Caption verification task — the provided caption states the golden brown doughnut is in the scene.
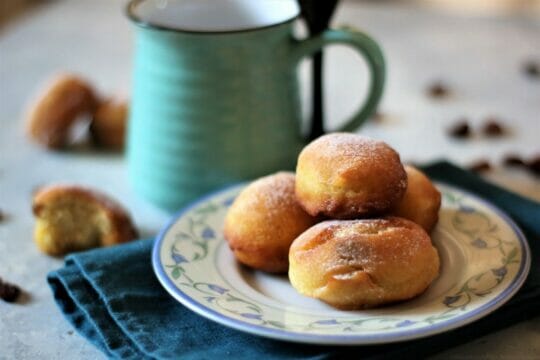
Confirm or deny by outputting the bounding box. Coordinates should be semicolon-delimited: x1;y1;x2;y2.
391;166;441;233
295;133;407;219
224;172;319;273
289;217;440;309
26;74;97;149
90;97;129;149
32;185;138;256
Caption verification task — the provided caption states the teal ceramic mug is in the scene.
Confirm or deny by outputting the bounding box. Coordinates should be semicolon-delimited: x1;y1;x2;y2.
126;0;385;211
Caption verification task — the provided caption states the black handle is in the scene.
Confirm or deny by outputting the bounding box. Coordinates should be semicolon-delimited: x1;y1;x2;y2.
298;0;340;141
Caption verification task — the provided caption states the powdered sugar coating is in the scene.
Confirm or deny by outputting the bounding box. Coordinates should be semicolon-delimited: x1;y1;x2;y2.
224;172;319;273
246;172;298;217
312;132;388;160
289;217;440;309
295;133;407;218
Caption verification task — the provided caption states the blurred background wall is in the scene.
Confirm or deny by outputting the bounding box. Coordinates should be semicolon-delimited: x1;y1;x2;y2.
2;0;540;27
364;0;540;16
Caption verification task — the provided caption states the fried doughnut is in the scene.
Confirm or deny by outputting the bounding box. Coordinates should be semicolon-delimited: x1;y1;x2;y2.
295;133;407;219
224;172;319;273
32;185;138;256
26;74;97;149
391;166;441;233
90;97;129;149
289;217;440;309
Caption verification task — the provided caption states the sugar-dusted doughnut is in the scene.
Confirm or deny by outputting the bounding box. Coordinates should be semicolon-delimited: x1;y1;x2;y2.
26;74;97;149
224;172;319;273
289;217;439;309
295;133;407;219
90;97;129;149
32;185;138;256
391;166;441;233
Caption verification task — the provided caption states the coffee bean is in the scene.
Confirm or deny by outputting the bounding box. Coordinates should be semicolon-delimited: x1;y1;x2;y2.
482;118;505;137
503;154;526;167
523;60;540;79
0;209;4;223
427;81;450;98
0;277;21;303
527;156;540;176
448;120;471;139
468;160;492;173
371;112;385;123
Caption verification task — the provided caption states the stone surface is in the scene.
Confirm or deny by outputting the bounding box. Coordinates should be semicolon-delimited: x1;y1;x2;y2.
0;0;538;358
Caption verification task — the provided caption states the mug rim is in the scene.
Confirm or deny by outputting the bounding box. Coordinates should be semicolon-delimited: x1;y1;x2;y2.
126;0;301;34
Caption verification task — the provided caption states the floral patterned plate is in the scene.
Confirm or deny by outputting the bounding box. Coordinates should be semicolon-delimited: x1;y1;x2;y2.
152;183;530;345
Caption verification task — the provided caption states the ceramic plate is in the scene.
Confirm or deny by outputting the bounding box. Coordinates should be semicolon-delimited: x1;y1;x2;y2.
152;183;530;345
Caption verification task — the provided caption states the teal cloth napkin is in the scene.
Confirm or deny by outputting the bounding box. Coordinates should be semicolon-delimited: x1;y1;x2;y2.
48;161;540;359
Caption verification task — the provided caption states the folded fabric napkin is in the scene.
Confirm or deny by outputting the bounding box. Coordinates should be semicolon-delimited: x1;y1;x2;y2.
48;161;540;359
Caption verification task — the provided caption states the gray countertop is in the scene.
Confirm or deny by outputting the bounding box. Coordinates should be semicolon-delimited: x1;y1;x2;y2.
1;0;539;358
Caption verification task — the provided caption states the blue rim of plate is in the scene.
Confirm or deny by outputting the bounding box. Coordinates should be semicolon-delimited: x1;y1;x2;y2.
152;182;531;345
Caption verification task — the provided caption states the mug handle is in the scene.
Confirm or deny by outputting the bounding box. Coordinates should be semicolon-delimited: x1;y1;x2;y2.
291;28;385;133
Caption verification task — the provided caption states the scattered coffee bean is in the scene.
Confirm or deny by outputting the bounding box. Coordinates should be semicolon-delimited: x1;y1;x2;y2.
0;209;4;223
0;277;21;303
371;112;385;123
448;120;471;139
482;118;505;137
427;81;450;98
527;156;540;176
523;60;540;79
468;160;492;173
503;154;526;167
